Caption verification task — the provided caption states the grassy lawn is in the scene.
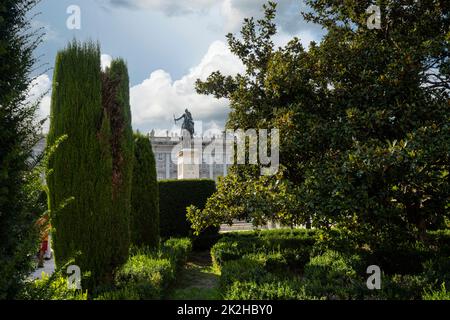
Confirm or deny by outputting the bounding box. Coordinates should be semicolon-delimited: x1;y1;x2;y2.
168;251;221;300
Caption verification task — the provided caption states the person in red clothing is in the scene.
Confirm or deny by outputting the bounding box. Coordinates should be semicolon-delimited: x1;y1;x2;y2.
36;213;50;268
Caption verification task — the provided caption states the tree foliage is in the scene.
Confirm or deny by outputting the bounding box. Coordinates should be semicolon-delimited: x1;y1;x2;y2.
0;0;44;298
190;1;450;248
131;132;159;249
47;41;133;287
103;58;134;268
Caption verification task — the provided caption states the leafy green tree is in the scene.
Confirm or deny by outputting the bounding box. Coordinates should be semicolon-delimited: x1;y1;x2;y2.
190;1;449;250
47;41;133;287
191;2;315;231
0;0;44;298
131;132;159;249
297;0;450;245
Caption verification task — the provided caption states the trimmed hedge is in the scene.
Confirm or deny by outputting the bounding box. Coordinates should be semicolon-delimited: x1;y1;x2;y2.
224;276;310;300
211;229;317;270
158;179;219;247
214;228;450;300
303;250;363;300
131;133;159;248
114;254;174;299
220;254;314;300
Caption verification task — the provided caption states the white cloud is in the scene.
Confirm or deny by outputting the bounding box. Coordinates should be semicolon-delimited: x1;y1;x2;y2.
101;54;113;70
26;74;52;132
32;42;247;135
130;40;244;133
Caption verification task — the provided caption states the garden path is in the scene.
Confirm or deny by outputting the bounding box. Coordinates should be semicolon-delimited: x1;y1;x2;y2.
168;251;221;300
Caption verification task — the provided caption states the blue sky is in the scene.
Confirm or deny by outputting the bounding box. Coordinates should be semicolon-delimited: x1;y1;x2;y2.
31;0;324;134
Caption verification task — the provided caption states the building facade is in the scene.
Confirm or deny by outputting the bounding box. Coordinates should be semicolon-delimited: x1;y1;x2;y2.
150;134;230;181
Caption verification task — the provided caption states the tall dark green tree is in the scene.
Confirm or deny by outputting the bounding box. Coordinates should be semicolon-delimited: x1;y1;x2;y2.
190;1;449;250
0;0;44;298
130;133;159;249
103;59;134;268
47;41;133;286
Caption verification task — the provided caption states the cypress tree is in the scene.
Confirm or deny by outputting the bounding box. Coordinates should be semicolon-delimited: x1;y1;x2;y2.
0;0;43;298
130;133;159;248
47;41;133;286
103;59;134;267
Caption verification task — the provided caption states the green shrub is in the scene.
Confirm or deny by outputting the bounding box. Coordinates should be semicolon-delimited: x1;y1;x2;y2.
373;274;428;300
111;238;192;300
131;133;159;248
220;253;315;300
244;252;289;274
428;229;450;256
312;229;361;256
303;250;362;300
159;179;218;248
161;238;192;269
422;256;450;288
211;229;316;269
211;241;243;267
220;258;267;290
20;274;88;300
423;283;450;300
115;254;174;299
224;276;312;300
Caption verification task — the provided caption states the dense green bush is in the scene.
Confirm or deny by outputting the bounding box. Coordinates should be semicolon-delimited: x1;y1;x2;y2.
214;229;450;300
220;253;315;300
211;229;316;269
423;283;450;300
220;258;267;290
161;238;192;269
47;41;133;287
131;133;159;248
115;254;174;299
105;238;192;300
224;276;311;300
158;179;218;247
429;229;450;256
303;250;363;300
422;256;450;290
20;273;88;300
372;274;428;300
244;252;289;274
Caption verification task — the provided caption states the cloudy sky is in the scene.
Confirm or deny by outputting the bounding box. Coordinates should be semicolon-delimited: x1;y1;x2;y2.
30;0;324;135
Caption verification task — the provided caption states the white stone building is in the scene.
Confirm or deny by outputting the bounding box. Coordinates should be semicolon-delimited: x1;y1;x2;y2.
150;133;231;181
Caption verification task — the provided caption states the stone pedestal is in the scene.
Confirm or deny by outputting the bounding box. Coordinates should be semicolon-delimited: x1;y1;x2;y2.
177;148;200;179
